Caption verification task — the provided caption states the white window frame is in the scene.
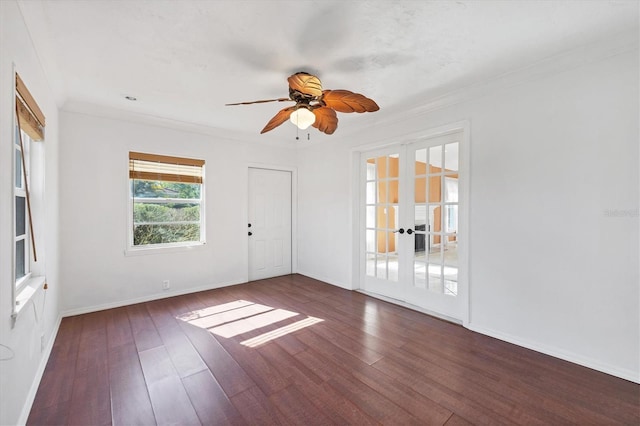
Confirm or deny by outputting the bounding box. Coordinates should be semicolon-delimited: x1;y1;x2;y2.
14;127;31;293
126;152;206;255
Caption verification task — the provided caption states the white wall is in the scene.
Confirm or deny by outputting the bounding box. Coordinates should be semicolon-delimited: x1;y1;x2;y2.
58;111;297;313
0;1;61;425
297;143;354;288
297;42;639;381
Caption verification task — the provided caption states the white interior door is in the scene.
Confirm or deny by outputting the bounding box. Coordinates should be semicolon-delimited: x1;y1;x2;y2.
248;168;292;281
361;131;467;322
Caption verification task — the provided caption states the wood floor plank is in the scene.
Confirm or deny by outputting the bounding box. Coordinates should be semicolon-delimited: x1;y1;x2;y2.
182;369;243;426
108;343;156;425
67;312;112;426
28;316;82;417
444;413;475;426
397;338;617;424
326;370;423;424
106;306;135;348
308;298;410;350
216;335;290;396
308;320;384;365
126;303;163;352
138;345;201;425
269;331;307;355
27;400;71;426
292;347;393;425
257;341;324;386
105;304;156;425
145;298;208;379
75;310;109;371
269;384;333;426
293;344;349;382
27;316;87;425
351;360;454;425
293;339;452;425
372;354;517;425
295;325;379;377
298;377;380;425
28;274;639;425
230;385;289;425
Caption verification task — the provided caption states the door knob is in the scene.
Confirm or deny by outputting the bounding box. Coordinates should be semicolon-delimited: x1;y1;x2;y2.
406;229;413;235
248;231;253;236
393;228;405;234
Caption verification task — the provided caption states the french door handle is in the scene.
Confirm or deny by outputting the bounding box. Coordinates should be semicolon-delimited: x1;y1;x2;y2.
393;228;405;234
406;229;414;235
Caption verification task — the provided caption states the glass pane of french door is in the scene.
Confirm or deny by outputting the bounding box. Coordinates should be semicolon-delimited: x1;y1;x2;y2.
364;152;400;282
413;140;459;296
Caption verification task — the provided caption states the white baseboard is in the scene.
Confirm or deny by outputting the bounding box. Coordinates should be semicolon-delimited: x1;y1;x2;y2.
468;323;640;384
61;279;246;318
17;314;62;426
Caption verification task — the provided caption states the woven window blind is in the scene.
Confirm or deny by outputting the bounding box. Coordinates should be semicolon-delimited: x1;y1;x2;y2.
129;152;204;184
16;73;45;141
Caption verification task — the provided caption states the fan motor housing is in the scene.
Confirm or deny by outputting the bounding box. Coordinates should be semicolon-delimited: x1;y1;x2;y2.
289;88;318;104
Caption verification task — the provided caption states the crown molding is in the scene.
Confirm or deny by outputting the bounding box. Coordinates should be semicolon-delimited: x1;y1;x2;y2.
60;99;299;149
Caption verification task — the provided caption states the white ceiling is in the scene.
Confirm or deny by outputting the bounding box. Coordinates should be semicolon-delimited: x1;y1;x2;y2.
17;0;639;142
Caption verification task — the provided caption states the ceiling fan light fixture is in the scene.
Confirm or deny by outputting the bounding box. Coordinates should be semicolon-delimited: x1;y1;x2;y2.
289;107;315;130
227;72;379;135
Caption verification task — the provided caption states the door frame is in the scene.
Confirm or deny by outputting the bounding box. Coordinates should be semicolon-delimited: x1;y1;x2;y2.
246;163;297;282
351;120;471;326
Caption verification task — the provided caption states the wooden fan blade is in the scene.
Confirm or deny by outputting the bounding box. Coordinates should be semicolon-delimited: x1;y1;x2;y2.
260;107;295;134
312;107;338;135
287;72;323;97
226;98;292;106
321;90;379;113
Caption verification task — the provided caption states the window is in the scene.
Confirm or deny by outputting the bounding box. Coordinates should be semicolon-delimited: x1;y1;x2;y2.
12;72;46;322
14;72;44;291
14;125;30;289
129;152;205;249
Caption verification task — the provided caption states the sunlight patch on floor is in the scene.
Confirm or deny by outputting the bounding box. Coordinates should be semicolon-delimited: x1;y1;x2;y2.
177;300;254;322
240;316;324;348
210;308;299;338
184;302;274;329
177;300;323;343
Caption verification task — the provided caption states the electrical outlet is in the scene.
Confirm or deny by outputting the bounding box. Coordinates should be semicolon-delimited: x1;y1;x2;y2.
162;280;170;290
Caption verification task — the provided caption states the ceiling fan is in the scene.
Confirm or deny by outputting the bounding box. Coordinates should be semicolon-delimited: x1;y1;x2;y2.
226;72;379;135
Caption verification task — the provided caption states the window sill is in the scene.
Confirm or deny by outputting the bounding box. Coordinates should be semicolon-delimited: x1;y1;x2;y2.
12;275;46;324
125;242;206;257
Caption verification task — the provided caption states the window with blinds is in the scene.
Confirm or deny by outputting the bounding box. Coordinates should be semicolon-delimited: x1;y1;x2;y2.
129;152;205;248
14;72;44;293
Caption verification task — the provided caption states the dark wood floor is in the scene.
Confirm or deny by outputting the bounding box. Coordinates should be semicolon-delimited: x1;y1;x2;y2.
28;274;639;425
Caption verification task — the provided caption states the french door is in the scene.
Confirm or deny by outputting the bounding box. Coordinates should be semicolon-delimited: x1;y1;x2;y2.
361;131;467;322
